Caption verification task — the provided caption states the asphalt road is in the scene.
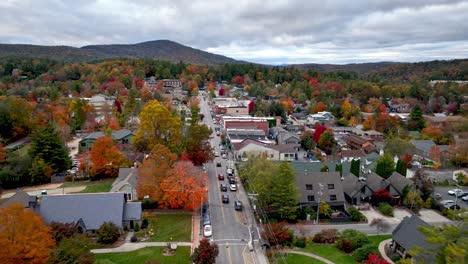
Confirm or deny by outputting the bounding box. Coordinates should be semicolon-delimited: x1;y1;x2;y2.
199;96;267;264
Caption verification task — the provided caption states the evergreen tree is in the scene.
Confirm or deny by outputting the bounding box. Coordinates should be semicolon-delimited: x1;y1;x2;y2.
376;153;395;179
350;159;360;177
29;124;71;173
335;163;343;177
408;104;425;131
395;159;407;176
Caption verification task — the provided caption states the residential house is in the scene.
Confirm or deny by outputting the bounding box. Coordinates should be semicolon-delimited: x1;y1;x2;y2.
111;168;138;201
296;171;346;211
232;139;297;161
339;149;367;162
344;134;375;154
391;215;436;260
363;172;403;203
362;130;384;142
270;144;299;161
87;94;115;116
424;115;467;131
79;129;134;151
222;116;281;130
40;192;142;233
277;130;301;145
342;173;373;205
307;111;334;123
410;139;450;163
162;79;182;89
1;189;37;209
387;172;414;195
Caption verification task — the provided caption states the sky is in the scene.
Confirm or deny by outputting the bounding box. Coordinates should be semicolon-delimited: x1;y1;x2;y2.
0;0;467;65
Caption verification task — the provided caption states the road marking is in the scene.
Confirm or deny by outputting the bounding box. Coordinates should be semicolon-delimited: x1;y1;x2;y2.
226;242;233;264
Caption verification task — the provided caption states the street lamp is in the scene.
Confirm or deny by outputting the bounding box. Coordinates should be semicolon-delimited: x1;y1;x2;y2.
316;183;323;224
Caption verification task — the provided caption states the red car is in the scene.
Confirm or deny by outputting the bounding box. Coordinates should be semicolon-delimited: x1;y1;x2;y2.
218;174;225;180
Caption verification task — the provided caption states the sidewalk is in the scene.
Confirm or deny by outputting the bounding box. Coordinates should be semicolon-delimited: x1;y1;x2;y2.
282;250;335;264
91;241;192;254
378;239;395;264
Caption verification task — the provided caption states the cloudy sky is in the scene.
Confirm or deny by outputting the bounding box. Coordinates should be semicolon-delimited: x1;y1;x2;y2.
0;0;467;64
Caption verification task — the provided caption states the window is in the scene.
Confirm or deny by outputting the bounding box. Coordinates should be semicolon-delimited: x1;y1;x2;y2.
305;184;313;190
328;184;335;189
80;142;86;147
307;195;315;201
330;195;337;201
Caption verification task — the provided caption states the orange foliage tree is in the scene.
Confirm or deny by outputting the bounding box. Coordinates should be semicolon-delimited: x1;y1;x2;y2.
159;161;208;210
0;144;6;162
0;203;55;263
362;115;374;130
137;144;178;200
315;102;326;112
89;136;127;178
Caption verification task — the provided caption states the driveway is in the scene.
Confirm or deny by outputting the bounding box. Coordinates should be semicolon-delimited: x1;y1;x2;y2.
359;206;451;225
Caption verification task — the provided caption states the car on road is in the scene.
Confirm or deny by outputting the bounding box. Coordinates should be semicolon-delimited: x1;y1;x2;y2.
448;188;463;195
218;174;224;180
226;168;233;175
230;184;237;192
228;177;235;184
220;183;227;192
214;152;220;157
222;194;229;203
216;131;220;136
234;201;243;211
204;225;212;237
462;195;468;202
221;153;227;159
216;161;221;167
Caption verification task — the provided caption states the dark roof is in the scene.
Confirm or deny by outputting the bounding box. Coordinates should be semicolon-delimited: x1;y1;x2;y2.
1;189;37;208
82;129;134;141
345;134;372;145
387;172;414;193
342;174;365;198
392;215;436;251
364;172;390;191
40;193;126;230
277;131;300;143
290;161;351;175
123;202;142;220
296;171;345;205
409;140;436;155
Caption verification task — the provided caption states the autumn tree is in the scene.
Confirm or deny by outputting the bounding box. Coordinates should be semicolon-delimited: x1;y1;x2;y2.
341;99;351;118
218;87;225;96
134;100;183;152
184;124;214;166
362;115;374;131
68;98;91;131
0;203;55;263
384;137;415;158
318;130;336;152
262;222;293;246
408;104;425;131
315;101;326;112
319;201;332;217
30;157;53;185
404;190;424;212
313;125;327;143
0;144;6;162
137;144;177;200
159;161;208;210
89;136;127;178
191;238;219;264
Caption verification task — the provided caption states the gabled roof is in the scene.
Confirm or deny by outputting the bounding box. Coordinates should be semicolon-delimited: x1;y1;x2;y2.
40;193;126;230
392;215;435;251
409;140;436;154
82;129;134;141
124;202;142;220
387;172;413;193
1;189;37;208
296;171;345;204
232;138;271;151
364;172;390;191
341;149;366;158
111;168;138;193
345;134;373;145
342;174;366;198
277;131;300;142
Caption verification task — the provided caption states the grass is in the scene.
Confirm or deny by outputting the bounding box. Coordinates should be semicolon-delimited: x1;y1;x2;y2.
60;179;113;188
301;244;356;264
60;179;113;193
368;234;392;247
137;214;192;242
279;253;326;264
94;246;191;264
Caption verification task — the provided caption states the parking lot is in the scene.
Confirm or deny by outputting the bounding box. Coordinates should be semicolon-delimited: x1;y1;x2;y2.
433;186;468;209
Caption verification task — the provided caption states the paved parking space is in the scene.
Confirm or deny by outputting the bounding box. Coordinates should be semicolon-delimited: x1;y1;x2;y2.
359;206;451;225
433;186;468;209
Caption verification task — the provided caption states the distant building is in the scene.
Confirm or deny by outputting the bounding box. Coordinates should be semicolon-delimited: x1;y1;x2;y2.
111;168;138;201
308;111;334;123
79;129;134;151
162;79;182;89
344;134;375;154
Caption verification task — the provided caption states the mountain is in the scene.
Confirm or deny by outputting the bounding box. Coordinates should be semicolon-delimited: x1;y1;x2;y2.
292;62;399;75
0;40;242;65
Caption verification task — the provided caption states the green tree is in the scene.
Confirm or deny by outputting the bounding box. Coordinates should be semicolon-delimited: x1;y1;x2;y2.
376;153;395;178
408;104;425;131
404;190;424;213
396;159;407;176
269;162;300;220
184;124;214;165
29;157;53;185
68;98;90;131
335;163;343;177
29;124;71;173
134;100;183;152
318;130;336;151
319;201;332;217
350;159;360;177
48;235;94;264
416;221;468;263
384;137;415;157
300;131;316;151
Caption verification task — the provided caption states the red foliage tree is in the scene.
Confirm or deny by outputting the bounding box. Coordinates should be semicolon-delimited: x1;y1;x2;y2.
365;254;390;264
261;222;293;246
316;101;326;112
309;78;319;87
218;87;225;96
371;189;393;204
191;238;219;264
248;100;255;113
401;152;413;168
313;125;327;143
232;75;244;85
89;136;126;178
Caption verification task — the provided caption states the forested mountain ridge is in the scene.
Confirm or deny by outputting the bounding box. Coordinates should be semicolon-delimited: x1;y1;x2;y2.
0;40;242;65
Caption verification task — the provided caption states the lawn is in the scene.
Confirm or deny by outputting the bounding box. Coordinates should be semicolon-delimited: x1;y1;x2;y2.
137;214;192;242
94;246;191;264
61;179;113;193
368;234;392;247
279;253;326;264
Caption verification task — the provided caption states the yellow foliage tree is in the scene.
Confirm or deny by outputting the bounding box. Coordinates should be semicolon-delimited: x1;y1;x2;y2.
340;99;351;118
0;203;55;263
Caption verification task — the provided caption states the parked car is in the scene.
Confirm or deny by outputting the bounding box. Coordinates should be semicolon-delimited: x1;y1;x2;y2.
444;203;461;210
216;161;222;167
448;188;463;195
222;194;229;203
214;152;220;157
433;193;442;200
228;177;236;184
222;154;227;159
218;174;225;180
234;201;243;211
462;195;468;202
440;200;455;205
226;168;233;175
204;225;212;237
220;183;227;192
230;184;237;192
456;191;468;198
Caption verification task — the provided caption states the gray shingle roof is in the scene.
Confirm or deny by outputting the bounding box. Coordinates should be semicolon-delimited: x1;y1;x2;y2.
111;168;138;192
40;193;126;230
392;215;435;251
289;161;351;175
387;172;413;194
1;189;37;208
124;202;142;220
83;129;134;140
342;174;365;198
364;172;390;191
296;171;345;205
410;140;436;155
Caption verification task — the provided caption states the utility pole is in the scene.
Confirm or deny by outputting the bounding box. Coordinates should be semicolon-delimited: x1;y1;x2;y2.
316;183;323;224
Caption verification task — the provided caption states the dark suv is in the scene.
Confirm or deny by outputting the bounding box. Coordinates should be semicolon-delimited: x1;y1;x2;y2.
222;194;229;204
234;201;243;211
220;183;227;192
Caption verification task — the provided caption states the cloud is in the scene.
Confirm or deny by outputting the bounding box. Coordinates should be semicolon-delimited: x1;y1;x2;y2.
0;0;466;64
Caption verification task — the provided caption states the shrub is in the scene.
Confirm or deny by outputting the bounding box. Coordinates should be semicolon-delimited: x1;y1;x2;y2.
96;221;120;244
134;222;140;232
294;237;306;248
353;245;379;262
337;229;369;252
130;235;138;243
261;222;294;246
50;222;77;242
141;218;149;229
378;203;394;217
313;229;340;244
48;235;94;264
349;207;366;222
142;198;158;209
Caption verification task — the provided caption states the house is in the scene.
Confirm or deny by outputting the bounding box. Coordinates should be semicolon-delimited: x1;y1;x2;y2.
40;192;142;233
344;134;375;154
269;144;299;161
277;130;300;145
387;172;414;195
87;94;115;115
111;168;138;201
308;111;334;123
342;174;373;205
162;79;182;89
79;129;134;151
391;215;436;260
232;139;297;161
226;128;271;145
296;171;346;209
339;149;367;162
363;172;404;203
424;115;467;131
1;189;37;209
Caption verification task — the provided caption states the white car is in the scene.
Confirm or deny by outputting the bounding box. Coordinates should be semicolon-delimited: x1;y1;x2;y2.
221;154;227;159
440;200;455;205
230;184;237;192
448;189;463;195
203;225;212;237
214;152;220;157
462;195;468;201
